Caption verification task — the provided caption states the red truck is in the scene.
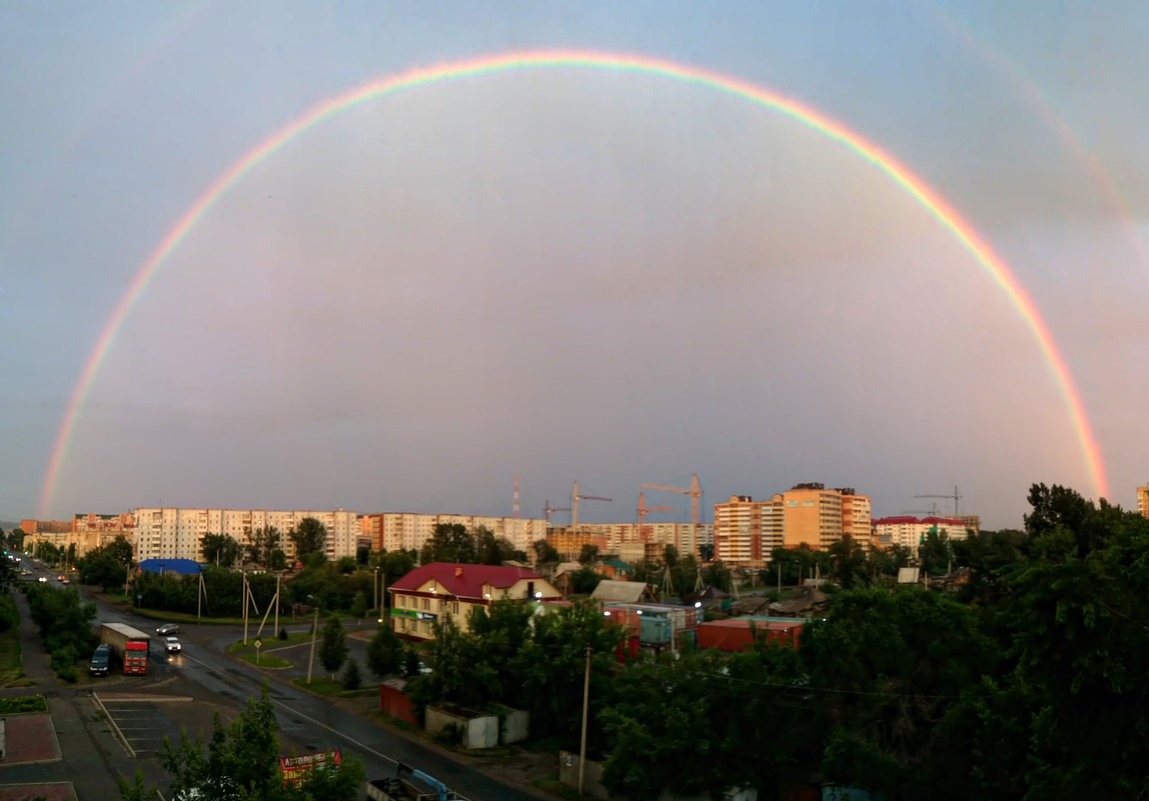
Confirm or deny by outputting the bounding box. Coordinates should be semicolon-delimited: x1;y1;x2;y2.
99;622;151;675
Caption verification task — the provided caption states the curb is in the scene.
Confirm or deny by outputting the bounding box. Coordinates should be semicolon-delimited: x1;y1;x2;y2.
92;692;134;758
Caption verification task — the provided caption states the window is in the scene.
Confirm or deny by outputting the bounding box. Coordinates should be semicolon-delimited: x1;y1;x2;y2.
423;598;430;611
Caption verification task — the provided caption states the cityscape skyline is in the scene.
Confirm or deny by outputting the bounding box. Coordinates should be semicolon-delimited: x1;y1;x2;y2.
4;3;1148;531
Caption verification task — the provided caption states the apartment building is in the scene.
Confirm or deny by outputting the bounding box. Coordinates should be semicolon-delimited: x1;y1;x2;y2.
713;495;782;568
839;488;873;544
547;522;715;560
132;508;360;563
1139;484;1149;518
389;562;560;641
361;513;549;555
873;515;971;549
20;516;131;558
781;483;846;550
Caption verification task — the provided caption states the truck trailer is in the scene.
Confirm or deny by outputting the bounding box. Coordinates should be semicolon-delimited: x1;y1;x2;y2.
99;622;151;675
365;763;470;801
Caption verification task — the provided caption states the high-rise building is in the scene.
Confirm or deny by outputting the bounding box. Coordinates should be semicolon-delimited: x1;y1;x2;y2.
132;508;360;563
546;522;713;561
838;488;873;544
714;495;782;567
1139;484;1149;518
781;483;845;550
361;513;549;556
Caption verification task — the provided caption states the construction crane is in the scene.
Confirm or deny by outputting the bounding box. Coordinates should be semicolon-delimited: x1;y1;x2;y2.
542;500;570;525
636;492;674;526
571;480;612;526
902;504;941;517
915;486;962;517
641;474;704;552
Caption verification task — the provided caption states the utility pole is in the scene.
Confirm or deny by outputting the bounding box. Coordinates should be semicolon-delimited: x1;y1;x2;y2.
307;608;320;684
777;562;782;594
242;572;249;645
274;574;280;636
578;644;591;795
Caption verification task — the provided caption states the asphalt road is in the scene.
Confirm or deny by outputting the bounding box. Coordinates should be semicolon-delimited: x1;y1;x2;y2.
77;577;542;801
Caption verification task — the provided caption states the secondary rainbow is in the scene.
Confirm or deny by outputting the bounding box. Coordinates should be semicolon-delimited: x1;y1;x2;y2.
39;49;1110;516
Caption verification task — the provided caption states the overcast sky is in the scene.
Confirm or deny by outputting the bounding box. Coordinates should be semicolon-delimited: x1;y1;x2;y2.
2;1;1147;530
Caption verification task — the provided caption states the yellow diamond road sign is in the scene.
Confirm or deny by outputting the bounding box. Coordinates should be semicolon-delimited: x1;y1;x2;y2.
254;639;262;648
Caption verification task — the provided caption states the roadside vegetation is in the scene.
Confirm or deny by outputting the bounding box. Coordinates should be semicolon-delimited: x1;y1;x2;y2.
395;484;1149;801
23;582;96;682
122;680;364;801
0;694;47;714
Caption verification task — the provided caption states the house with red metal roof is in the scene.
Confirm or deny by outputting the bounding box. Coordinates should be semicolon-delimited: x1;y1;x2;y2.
389;562;561;641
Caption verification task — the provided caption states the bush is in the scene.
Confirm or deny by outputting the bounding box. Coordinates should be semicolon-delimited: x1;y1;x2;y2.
278;626;288;641
343;659;362;690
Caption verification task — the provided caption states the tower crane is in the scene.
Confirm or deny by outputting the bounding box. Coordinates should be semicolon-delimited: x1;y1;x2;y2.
636;492;674;526
915;486;962;517
543;501;571;525
571;480;612;526
641;474;704;554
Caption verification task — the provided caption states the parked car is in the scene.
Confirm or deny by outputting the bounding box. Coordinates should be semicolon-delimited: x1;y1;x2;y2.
156;623;180;635
89;643;111;677
165;636;182;654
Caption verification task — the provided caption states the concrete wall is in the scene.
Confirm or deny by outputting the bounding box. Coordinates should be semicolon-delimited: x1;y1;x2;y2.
425;706;499;750
490;704;530;744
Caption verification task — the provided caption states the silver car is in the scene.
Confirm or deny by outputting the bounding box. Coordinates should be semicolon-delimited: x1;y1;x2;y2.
156;623;180;635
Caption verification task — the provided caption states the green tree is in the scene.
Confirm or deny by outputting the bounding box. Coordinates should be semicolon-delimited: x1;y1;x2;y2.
117;768;157;801
366;625;404;678
319;616;348;679
156;681;363;801
570;566;603;595
703;559;733;593
245;526;281;567
531;538;560;567
290;518;327;561
578;544;600;566
419;524;476;565
343;658;362;690
475;526;516;565
350;591;368;619
828;534;869;588
202;534;241;568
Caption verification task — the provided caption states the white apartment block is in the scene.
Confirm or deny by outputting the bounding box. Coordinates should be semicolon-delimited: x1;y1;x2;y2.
133;508;360;563
362;513;550;555
872;516;971;550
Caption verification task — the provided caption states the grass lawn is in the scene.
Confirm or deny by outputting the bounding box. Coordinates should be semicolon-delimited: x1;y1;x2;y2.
0;622;28;687
0;695;47;714
532;778;584;800
228;631;313;654
292;676;346;695
291;675;375;697
236;651;293;668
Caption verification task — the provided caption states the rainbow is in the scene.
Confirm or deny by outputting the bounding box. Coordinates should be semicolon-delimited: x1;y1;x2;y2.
38;49;1110;516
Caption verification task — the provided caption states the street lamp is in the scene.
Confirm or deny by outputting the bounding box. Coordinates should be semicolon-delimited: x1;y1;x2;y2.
374;567;382;623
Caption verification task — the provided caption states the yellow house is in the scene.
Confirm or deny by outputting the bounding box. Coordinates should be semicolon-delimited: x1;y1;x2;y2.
389;562;561;641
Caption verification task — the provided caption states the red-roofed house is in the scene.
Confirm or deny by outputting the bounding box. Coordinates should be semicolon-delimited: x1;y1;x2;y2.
389;562;561;641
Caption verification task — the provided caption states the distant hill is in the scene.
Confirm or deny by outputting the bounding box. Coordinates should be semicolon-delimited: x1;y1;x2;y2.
0;520;23;533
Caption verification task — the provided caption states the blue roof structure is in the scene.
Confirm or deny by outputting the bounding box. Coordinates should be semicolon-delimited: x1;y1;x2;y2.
139;558;203;576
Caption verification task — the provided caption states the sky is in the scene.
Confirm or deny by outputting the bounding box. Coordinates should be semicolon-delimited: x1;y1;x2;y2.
2;1;1147;530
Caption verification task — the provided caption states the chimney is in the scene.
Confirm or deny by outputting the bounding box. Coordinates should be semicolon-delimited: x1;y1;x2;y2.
455;566;463;578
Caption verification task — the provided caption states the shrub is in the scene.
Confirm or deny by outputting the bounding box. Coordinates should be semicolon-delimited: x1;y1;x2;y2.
343;659;362;690
278;626;288;641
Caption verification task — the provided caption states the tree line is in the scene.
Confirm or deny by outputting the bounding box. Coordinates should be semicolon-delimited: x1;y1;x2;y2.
401;484;1149;800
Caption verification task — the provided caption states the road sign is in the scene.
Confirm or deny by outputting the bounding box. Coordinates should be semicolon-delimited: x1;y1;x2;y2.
254;639;262;649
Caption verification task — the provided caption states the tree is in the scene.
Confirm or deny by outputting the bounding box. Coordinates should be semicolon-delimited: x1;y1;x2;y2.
578;544;600;566
245;526;281;567
828;535;869;589
202;534;241;568
350;591;368;619
703;559;732;593
531;538;560;567
663;544;679;568
419;524;476;565
290;518;327;561
698;542;715;562
156;681;363;801
319;616;348;679
117;768;157;801
343;659;362;690
366;625;404;678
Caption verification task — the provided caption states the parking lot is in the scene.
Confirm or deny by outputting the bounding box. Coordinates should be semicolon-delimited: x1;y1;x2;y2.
95;696;207;758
